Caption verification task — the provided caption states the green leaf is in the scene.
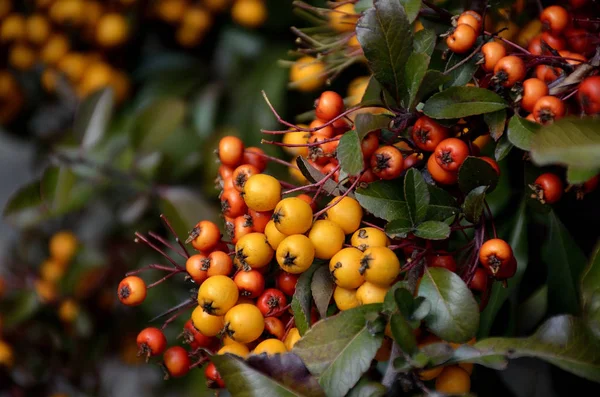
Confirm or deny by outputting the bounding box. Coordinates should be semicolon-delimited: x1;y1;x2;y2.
212;354;325;397
423;87;507;119
382;281;410;314
133;98;186;150
428;184;457;207
3;291;40;329
484;110;507;141
293;305;384;397
356;0;413;103
544;211;587;315
417;267;480;342
495;135;514;161
458;156;499;194
75;88;114;151
414;70;450;105
192;83;222;139
462;186;487;223
390;312;418;355
2;179;44;226
404;52;430;109
517;285;549;334
567;166;599;184
311;265;334;319
581;243;600;338
401;0;422;22
479;201;528;338
159;187;216;239
355;180;410;222
347;377;386;397
443;53;478;88
296;157;345;196
291;262;322;335
530;117;600;169
475;315;600;382
385;218;413;238
42;166;76;212
337;130;364;176
413;28;436;57
404;168;430;224
354;113;391;140
507;115;539;151
413;221;450;240
444;345;508;369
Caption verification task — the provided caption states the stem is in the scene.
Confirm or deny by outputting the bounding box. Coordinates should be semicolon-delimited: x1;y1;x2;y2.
189;356;210;369
313;172;362;219
443;41;484;75
161;214;190;258
249;149;300;170
421;0;453;23
148;231;187;260
484;200;497;239
159;301;196;330
283;164;340;195
262;136;340;148
126;264;178;276
135;232;184;270
147;270;185;289
360;220;385;232
483;31;531;54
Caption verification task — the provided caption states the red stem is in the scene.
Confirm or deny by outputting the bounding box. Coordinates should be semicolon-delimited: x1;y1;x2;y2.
147;270;185;289
161;214;191;259
148;231;188;259
126;264;177;276
248;149;299;170
135;232;184;270
313;172;362;219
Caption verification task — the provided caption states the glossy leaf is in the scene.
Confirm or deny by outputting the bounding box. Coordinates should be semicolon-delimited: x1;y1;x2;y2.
581;243;600;338
401;0;422;22
507;115;539;151
75;88;114;151
566;166;599;185
390;312;418;355
544;211;587;315
337;130;364;176
458;156;499;194
443;53;478;88
413;28;436;56
414;70;450;105
2;179;44;226
159;187;216;239
296;157;345;196
495;135;514;161
404;52;430;108
3;291;40;329
413;221;450;240
530;117;600;169
423;87;507;119
291;262;321;335
293;304;384;397
359;77;384;107
355;180;410;222
462;186;487;223
475;315;600;382
404;168;429;224
133;98;186;150
354;113;391;140
347;377;386;397
484;110;507;141
212;354;325;397
385;218;413;239
417;267;479;342
311;265;334;319
479;201;528;338
356;0;413;103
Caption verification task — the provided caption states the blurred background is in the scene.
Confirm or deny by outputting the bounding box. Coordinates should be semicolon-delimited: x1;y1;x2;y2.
0;0;370;395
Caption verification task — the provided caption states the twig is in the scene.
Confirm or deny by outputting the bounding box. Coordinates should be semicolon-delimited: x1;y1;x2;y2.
148;231;188;259
135;232;184;270
249;149;300;170
313;172;363;219
161;214;190;259
147;269;185;289
126;264;178;276
443;42;485;75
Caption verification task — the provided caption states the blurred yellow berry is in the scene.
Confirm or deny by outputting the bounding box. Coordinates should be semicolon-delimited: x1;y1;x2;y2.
155;0;187;24
0;0;11;20
290;56;326;92
9;43;37;71
40;258;67;283
204;0;230;12
50;231;78;264
231;0;267;29
516;19;542;47
50;0;85;25
26;14;51;45
58;299;80;323
96;13;129;47
41;33;70;65
0;276;6;299
0;340;14;368
329;3;358;33
175;25;204;47
0;13;26;43
182;6;212;32
58;52;88;83
78;62;113;97
41;69;57;92
347;76;370;106
35;279;58;304
110;70;130;103
82;1;104;28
